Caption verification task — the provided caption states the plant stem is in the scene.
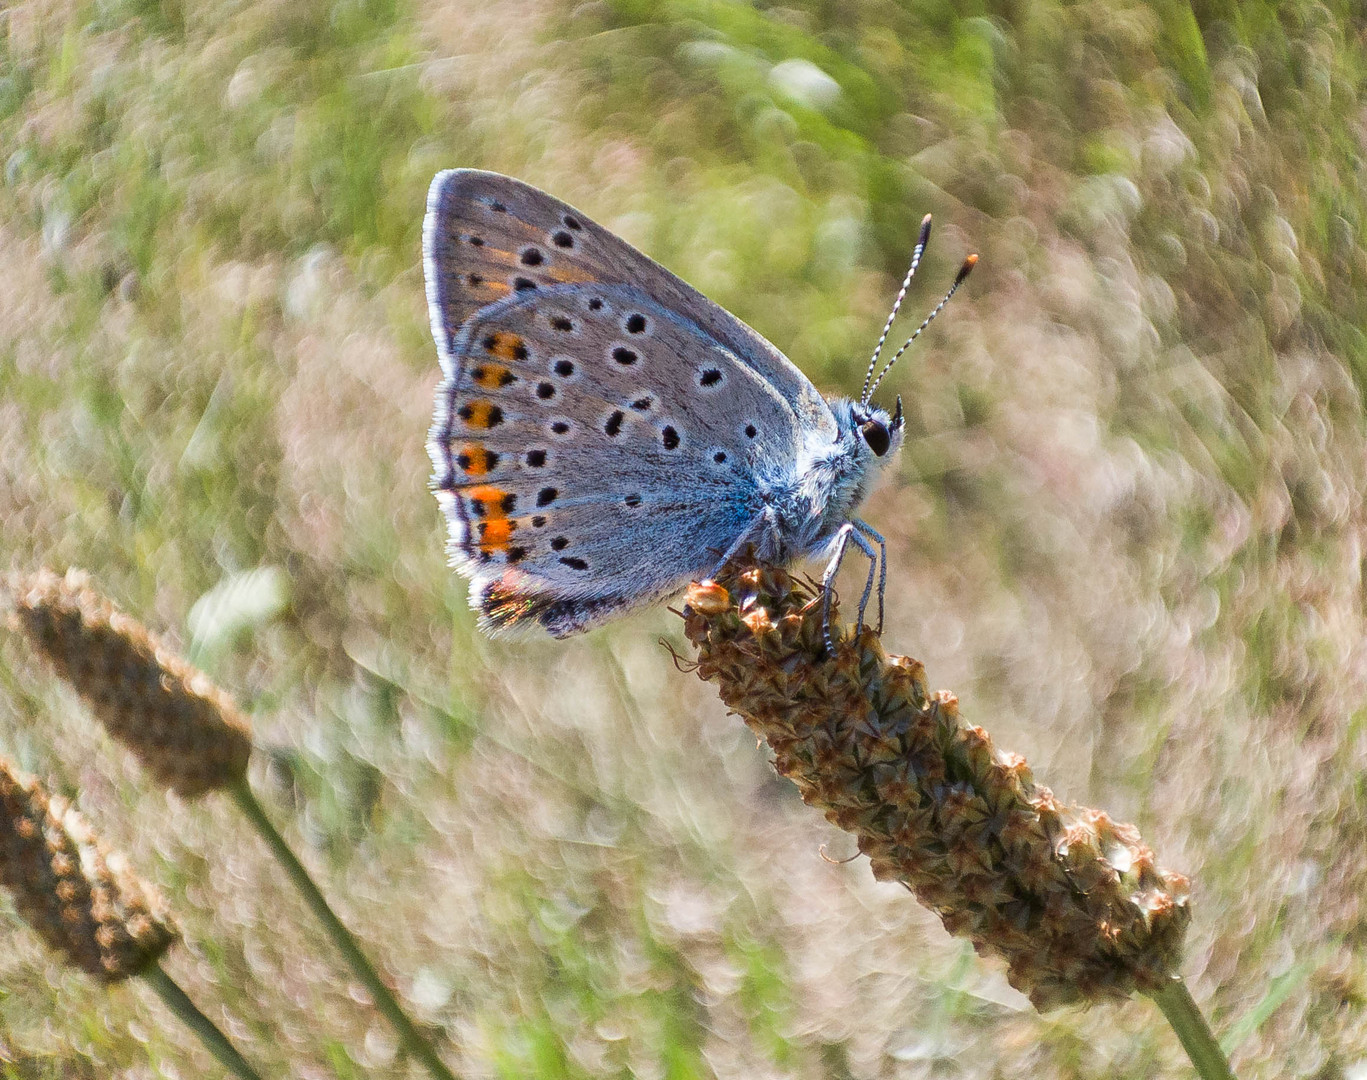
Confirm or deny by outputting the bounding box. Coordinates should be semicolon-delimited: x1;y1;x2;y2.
229;778;460;1080
1149;977;1237;1080
142;962;264;1080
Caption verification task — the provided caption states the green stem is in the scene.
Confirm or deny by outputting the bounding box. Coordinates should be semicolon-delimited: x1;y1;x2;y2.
1149;977;1237;1080
142;962;265;1080
229;778;460;1080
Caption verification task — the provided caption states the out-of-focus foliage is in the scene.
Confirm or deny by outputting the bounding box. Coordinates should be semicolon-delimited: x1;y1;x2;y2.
1;0;1365;1076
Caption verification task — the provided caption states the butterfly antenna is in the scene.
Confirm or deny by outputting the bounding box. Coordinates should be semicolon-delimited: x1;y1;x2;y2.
866;253;977;400
860;214;933;404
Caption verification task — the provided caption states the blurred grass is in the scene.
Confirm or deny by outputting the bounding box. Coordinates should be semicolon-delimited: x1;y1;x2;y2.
1;0;1367;1076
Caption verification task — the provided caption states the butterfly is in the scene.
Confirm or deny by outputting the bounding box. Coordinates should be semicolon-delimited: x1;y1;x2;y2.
424;170;974;648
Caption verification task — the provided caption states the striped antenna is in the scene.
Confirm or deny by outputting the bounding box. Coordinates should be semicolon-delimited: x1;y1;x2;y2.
860;214;933;404
865;253;977;401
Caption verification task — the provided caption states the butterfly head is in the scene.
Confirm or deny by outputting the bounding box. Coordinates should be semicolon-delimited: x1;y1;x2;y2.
811;395;905;534
827;395;905;495
849;395;904;460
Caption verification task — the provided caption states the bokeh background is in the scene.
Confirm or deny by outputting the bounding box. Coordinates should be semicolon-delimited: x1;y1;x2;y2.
2;0;1366;1076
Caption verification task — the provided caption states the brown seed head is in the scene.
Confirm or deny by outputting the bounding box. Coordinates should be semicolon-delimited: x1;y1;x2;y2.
682;562;1191;1010
0;757;177;981
7;569;252;797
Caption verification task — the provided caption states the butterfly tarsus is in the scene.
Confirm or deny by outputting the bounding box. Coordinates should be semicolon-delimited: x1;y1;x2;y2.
820;522;881;656
852;519;887;634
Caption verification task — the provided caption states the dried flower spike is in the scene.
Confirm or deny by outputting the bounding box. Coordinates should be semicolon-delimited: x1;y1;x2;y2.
683;561;1191;1010
0;756;177;981
7;569;252;797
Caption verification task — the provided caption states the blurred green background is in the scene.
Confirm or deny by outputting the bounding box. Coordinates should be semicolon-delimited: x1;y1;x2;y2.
2;0;1366;1075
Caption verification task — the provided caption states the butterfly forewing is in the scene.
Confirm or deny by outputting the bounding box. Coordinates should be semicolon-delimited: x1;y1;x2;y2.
424;170;835;431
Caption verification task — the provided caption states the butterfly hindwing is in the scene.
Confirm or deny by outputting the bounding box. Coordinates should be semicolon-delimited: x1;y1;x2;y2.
430;286;791;634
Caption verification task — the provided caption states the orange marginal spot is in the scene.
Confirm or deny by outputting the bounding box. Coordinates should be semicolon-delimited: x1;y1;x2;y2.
471;363;515;389
477;517;516;553
477;281;512;298
456;444;496;476
464;483;518;554
483;332;527;361
464;484;509;511
458;400;503;429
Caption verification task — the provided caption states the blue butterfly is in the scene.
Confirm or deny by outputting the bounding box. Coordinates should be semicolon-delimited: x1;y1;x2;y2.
424;170;974;648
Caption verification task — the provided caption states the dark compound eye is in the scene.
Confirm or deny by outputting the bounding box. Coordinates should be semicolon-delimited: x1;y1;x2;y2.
860;419;891;457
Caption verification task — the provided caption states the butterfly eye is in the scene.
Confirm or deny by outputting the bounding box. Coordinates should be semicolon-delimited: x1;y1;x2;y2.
860;419;891;457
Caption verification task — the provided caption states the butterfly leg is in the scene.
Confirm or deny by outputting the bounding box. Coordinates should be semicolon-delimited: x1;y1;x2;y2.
852;519;887;634
821;523;879;654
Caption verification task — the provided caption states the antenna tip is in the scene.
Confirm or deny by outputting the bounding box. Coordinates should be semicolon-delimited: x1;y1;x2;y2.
955;253;979;284
918;214;933;243
921;213;933;226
